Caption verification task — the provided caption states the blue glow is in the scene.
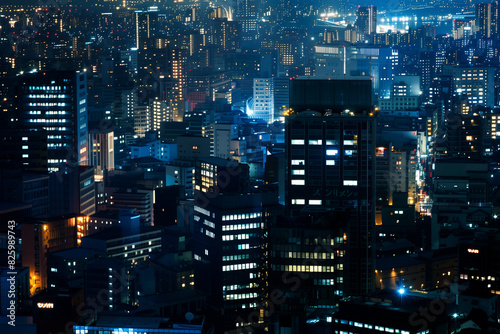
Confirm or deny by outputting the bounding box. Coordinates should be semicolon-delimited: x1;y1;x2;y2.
398;288;405;295
326;149;338;156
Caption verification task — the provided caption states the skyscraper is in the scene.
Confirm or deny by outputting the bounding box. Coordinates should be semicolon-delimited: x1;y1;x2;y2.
135;7;159;50
285;78;376;296
250;78;274;123
88;128;115;181
356;6;377;42
17;70;88;172
170;48;187;122
476;2;499;39
234;0;259;40
443;65;495;107
192;158;273;330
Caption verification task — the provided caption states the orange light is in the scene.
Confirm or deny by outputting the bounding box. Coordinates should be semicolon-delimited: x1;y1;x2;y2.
37;302;54;309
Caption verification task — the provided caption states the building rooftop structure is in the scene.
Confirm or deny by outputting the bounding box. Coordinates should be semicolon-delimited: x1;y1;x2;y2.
74;315;205;334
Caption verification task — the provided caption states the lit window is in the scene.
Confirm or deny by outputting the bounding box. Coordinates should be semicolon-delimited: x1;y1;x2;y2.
343;180;357;186
291;180;305;185
326;149;338;156
292;199;305;205
309;200;322;205
291;139;304;145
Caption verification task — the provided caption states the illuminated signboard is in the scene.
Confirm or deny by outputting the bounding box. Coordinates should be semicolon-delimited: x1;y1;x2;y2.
467;249;479;254
37;303;54;309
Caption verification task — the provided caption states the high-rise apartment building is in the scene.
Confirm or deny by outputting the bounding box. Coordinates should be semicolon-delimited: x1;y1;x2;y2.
192;158;275;331
17;70;88;172
443;65;495;107
88;128;115;181
135;7;159;50
273;77;290;121
476;2;499;39
250;78;274;123
356;6;377;42
170;48;187;122
234;0;259;40
285;78;376;297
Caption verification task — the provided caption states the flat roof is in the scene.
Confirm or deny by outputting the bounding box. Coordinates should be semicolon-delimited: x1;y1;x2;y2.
49;247;104;259
94;315;203;330
83;226;162;241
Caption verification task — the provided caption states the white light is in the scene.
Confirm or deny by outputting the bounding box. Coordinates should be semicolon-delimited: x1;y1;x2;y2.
326;149;338;156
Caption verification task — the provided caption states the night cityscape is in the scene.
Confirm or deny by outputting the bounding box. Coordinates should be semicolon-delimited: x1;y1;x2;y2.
1;0;500;333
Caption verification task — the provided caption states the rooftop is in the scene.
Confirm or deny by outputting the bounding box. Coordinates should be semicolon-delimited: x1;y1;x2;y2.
83;226;162;241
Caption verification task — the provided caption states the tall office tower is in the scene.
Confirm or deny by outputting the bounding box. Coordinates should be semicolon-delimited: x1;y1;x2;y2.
269;211;347;332
170;48;187;122
249;78;274;123
211;18;241;52
135;7;159;50
88;129;115;181
192;158;276;331
476;2;499;39
286;78;376;297
133;103;150;138
274;77;290;121
17;70;88;172
443;65;495;107
213;123;239;159
453;19;475;40
418;50;435;92
151;97;169;132
234;0;259;40
355;6;377;42
429;76;453;116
